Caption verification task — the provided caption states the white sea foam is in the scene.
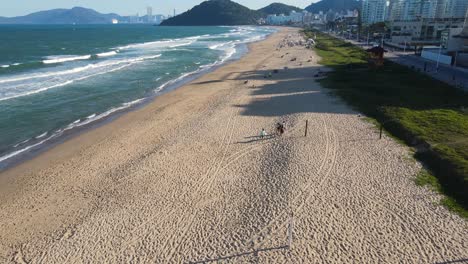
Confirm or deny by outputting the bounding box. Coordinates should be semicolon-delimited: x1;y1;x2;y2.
0;54;162;101
69;98;145;129
1;53;162;84
0;134;55;163
208;41;235;50
97;51;118;57
35;132;48;139
1;65;9;68
118;39;174;50
43;55;92;64
118;35;204;50
186;36;202;40
169;40;195;48
0;98;145;164
221;45;236;62
13;138;30;148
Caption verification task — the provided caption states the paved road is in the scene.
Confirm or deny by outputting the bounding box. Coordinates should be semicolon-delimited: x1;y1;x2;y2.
386;51;468;91
332;34;468;92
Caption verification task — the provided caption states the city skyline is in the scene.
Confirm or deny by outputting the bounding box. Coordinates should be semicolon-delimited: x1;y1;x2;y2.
0;0;318;17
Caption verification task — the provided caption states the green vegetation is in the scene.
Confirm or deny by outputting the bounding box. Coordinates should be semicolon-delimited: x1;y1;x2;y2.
416;170;468;218
258;3;303;16
161;0;261;26
304;29;468;217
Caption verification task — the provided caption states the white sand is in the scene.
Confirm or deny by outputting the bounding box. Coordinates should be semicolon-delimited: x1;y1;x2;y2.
0;28;466;263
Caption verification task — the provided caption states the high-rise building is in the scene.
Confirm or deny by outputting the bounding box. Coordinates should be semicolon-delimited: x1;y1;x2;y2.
390;0;438;21
155;15;165;25
147;7;153;23
362;0;389;24
436;0;468;18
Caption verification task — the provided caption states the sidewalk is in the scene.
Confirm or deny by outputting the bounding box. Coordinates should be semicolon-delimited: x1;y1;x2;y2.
331;33;468;91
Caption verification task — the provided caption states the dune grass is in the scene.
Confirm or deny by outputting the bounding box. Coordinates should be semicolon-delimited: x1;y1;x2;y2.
304;29;468;218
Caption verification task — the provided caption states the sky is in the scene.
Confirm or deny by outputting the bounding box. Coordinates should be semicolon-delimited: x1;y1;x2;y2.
0;0;319;17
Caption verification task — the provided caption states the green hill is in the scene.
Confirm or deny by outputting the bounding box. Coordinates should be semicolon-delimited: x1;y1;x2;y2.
305;0;361;13
160;0;261;26
0;7;122;24
258;3;303;16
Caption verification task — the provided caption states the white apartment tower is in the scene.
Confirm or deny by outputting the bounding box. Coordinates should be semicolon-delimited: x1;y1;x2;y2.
390;0;468;21
362;0;389;24
391;0;438;20
436;0;468;18
147;6;153;23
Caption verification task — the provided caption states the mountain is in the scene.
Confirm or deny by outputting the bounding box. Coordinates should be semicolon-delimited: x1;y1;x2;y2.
258;3;303;16
160;0;261;26
0;7;123;24
305;0;361;13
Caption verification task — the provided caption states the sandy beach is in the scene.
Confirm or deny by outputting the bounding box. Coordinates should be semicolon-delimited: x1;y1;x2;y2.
0;27;466;263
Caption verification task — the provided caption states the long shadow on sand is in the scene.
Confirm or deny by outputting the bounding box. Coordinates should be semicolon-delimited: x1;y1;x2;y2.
224;66;355;117
188;245;288;264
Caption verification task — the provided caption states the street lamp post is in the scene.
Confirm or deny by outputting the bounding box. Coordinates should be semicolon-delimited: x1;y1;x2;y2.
436;44;442;72
454;51;458;67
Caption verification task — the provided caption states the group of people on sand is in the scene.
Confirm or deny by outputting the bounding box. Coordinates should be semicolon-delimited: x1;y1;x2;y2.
277;34;306;49
260;121;286;139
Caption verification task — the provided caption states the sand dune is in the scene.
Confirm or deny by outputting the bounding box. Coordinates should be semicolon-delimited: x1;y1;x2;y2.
0;28;466;263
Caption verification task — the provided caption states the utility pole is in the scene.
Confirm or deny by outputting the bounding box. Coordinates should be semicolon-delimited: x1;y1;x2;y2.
367;31;370;46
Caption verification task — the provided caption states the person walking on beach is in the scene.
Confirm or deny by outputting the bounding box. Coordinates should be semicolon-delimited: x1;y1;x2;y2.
276;121;286;136
260;128;267;139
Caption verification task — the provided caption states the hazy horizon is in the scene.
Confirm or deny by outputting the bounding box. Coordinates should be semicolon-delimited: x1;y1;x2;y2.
0;0;319;17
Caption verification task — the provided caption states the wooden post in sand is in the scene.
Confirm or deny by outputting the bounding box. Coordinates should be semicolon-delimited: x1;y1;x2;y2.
305;120;309;137
288;215;294;249
379;124;383;139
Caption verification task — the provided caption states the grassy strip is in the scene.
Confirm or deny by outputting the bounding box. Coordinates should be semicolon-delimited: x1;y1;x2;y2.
416;169;468;219
304;29;468;218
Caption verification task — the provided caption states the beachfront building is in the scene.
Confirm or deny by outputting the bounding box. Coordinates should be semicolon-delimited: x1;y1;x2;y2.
265;11;311;25
436;0;468;19
390;0;437;21
362;0;389;24
389;18;465;44
387;0;468;49
303;12;314;25
389;0;468;21
266;14;289;25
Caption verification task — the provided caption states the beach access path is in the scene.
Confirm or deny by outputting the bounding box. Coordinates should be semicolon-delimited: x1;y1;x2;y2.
0;28;466;263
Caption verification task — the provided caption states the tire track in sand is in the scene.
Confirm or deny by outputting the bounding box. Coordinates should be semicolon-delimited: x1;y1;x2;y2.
247;114;338;250
159;50;284;261
154;81;246;263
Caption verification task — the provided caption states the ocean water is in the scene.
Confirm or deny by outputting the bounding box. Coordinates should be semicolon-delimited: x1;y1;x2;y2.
0;24;275;168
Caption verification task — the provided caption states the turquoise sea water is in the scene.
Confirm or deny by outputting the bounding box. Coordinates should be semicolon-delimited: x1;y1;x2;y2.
0;25;275;167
